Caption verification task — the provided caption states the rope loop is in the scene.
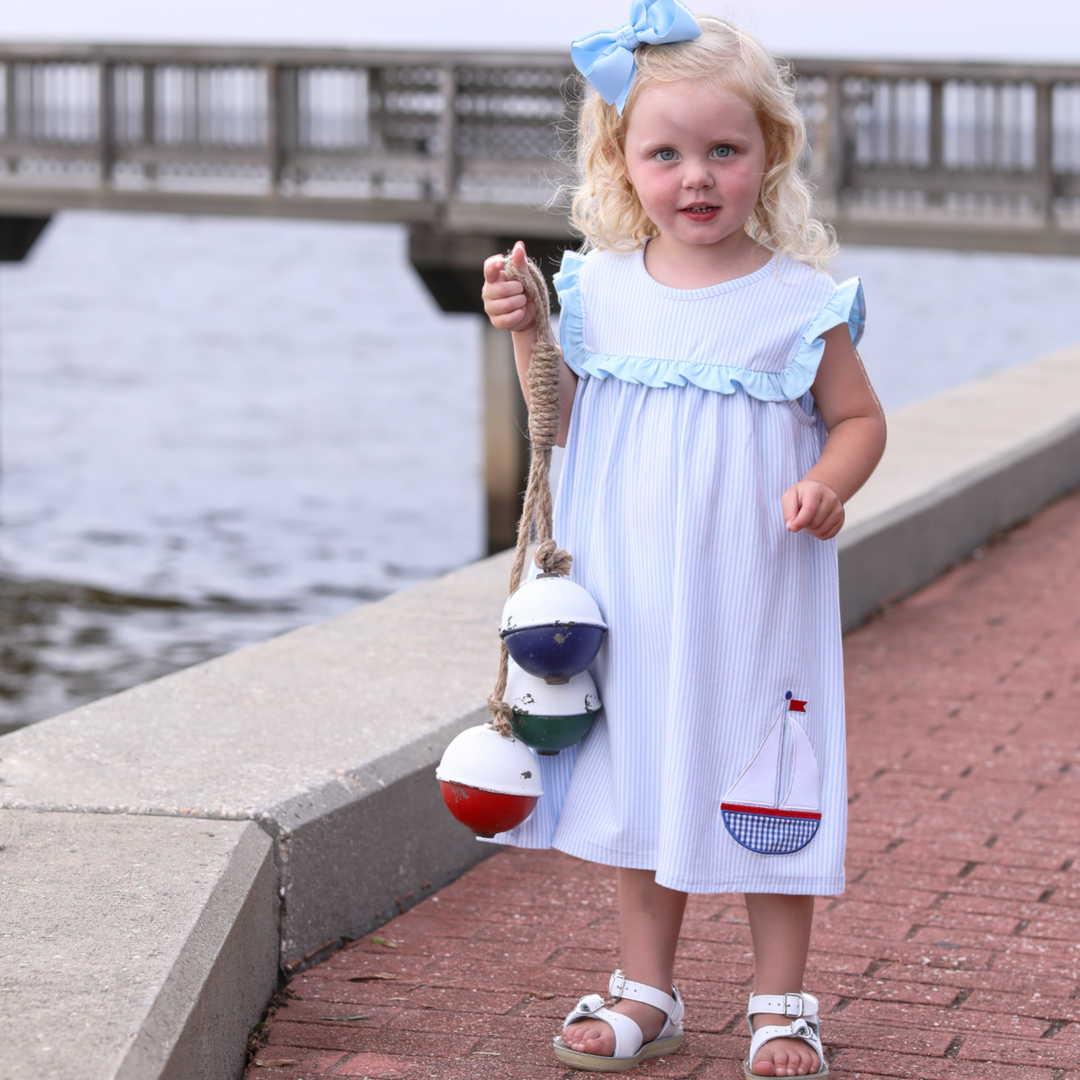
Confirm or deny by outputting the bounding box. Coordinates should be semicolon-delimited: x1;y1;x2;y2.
535;538;573;577
487;687;514;738
486;252;571;735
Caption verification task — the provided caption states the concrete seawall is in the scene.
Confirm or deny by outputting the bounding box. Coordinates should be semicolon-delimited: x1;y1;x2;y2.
838;345;1080;627
1;345;1078;1080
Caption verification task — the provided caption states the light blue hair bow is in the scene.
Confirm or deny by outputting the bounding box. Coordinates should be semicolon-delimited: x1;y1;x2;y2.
571;0;702;115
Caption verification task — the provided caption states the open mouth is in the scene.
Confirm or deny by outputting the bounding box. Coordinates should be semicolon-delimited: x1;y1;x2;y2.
679;205;720;218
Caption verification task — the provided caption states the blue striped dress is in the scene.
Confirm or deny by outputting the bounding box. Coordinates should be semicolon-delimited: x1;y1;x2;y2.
493;244;865;896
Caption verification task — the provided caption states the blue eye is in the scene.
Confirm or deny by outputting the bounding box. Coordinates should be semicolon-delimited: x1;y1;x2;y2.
712;145;735;159
655;148;677;162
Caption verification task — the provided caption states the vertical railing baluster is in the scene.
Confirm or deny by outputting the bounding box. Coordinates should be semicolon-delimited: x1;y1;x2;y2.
928;79;944;206
1034;80;1054;223
29;62;39;140
887;80;897;167
369;66;386;196
998;82;1008;171
4;62;15;150
266;63;280;190
283;66;298;188
195;66;203;146
822;71;844;212
142;62;156;179
99;61;115;187
267;63;298;192
438;64;457;210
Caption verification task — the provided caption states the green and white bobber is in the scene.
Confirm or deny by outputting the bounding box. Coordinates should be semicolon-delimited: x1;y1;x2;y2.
504;659;601;755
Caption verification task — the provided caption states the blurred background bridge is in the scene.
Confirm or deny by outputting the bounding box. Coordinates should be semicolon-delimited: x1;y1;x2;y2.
2;43;1079;547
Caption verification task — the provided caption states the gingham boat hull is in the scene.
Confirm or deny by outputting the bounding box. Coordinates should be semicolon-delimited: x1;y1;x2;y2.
721;803;821;855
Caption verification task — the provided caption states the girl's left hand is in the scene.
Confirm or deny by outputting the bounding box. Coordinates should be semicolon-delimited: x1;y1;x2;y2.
782;480;844;540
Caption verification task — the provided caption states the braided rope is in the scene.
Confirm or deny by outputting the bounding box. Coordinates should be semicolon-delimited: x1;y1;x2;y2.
486;255;573;736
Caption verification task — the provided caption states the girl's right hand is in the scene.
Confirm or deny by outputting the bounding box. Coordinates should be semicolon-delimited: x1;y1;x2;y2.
482;240;536;333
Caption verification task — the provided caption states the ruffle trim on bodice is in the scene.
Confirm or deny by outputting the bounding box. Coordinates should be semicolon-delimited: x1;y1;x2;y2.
553;251;866;403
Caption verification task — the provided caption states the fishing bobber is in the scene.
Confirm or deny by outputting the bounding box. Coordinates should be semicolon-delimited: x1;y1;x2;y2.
500;574;607;682
505;660;601;755
436;724;543;838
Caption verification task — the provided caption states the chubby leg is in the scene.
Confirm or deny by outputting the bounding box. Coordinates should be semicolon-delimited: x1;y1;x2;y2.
745;894;819;1077
560;868;687;1057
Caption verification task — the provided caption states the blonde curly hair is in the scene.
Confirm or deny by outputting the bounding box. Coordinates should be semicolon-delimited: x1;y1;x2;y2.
570;15;836;270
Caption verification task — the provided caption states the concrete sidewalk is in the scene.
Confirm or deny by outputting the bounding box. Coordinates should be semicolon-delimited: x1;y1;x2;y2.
248;490;1080;1080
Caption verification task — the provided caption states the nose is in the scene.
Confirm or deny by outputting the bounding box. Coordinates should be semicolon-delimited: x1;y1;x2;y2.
680;158;714;190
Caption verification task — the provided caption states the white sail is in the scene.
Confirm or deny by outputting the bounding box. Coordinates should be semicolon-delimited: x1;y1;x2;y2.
723;706;784;807
780;718;821;813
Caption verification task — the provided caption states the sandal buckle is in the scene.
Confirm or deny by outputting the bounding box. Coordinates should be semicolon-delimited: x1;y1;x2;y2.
575;994;604;1015
609;970;628;999
784;993;805;1018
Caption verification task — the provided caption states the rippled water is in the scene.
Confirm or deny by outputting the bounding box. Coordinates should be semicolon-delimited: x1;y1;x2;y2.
1;211;1078;730
0;213;483;729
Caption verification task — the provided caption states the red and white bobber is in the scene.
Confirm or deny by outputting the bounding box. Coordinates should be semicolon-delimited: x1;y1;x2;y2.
504;660;600;755
436;724;543;837
500;573;607;683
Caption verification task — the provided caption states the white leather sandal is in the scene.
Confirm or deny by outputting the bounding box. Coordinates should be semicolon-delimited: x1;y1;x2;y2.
744;992;828;1079
553;969;685;1072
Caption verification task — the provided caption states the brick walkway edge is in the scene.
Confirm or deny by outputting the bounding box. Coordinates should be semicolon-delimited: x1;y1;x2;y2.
247;492;1080;1080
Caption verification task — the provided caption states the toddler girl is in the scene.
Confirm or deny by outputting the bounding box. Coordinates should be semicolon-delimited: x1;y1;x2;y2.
482;4;885;1076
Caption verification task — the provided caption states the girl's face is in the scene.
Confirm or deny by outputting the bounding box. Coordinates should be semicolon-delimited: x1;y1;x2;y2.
622;79;767;256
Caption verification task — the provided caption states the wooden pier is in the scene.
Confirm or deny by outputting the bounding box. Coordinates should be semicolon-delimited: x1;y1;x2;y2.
2;44;1079;547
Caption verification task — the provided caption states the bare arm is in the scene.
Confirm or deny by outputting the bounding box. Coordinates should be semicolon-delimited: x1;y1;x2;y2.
782;323;887;540
481;241;578;448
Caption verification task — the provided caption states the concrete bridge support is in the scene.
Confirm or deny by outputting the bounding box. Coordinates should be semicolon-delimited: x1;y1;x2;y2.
0;215;51;263
407;225;575;552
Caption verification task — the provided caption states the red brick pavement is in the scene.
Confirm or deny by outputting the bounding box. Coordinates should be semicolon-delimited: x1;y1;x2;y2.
247;492;1080;1080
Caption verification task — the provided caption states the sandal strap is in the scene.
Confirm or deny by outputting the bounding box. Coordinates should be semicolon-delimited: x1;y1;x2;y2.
562;994;644;1059
609;969;679;1018
747;991;820;1023
748;1017;825;1070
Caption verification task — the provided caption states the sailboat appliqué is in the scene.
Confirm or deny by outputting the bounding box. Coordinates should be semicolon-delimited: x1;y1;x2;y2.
721;691;822;855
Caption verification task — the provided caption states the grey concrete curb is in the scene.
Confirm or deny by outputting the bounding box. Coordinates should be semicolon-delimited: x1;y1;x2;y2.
267;713;492;965
1;344;1077;1079
115;822;278;1080
0;813;276;1080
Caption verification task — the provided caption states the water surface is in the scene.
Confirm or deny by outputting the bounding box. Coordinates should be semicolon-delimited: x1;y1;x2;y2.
0;212;1077;729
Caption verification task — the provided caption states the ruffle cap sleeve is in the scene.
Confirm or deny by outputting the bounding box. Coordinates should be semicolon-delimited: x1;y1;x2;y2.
785;277;866;394
552;250;588;377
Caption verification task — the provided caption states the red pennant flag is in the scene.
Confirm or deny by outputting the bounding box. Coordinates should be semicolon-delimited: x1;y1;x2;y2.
789;699;807;712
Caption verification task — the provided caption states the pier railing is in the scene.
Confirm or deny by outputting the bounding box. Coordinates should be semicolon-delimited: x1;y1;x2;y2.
794;58;1080;252
1;44;1079;251
0;43;578;236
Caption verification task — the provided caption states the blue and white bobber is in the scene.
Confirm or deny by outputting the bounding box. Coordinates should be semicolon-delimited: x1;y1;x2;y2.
504;660;600;755
436;724;543;838
500;574;607;682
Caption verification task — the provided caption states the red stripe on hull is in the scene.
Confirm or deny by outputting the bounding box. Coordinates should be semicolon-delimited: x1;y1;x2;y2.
720;803;821;821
